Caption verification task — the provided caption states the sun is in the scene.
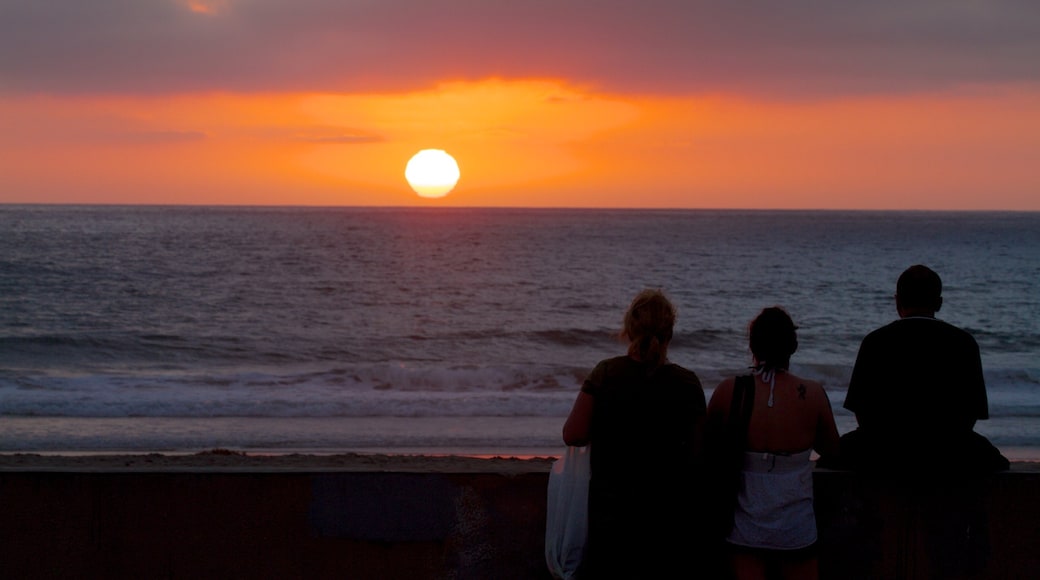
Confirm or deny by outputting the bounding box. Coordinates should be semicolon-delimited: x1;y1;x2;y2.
405;149;460;198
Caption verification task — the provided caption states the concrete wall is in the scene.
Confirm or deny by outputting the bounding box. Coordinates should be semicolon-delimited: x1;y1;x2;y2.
1;466;1037;579
813;467;1040;580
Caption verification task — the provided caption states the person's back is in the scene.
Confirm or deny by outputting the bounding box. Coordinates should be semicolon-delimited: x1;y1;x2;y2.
707;306;839;580
833;265;1009;578
563;289;708;578
584;356;702;489
839;265;1007;472
847;317;986;447
743;373;835;455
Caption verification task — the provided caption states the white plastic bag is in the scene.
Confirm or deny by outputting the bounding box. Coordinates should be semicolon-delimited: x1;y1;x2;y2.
544;445;591;580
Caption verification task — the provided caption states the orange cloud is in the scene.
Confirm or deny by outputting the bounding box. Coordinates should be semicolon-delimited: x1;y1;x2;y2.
1;80;1038;209
296;80;639;201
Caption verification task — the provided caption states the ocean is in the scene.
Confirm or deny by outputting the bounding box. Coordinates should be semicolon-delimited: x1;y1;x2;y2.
1;205;1038;459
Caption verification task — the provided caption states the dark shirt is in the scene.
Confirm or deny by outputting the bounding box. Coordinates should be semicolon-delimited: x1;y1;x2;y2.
845;317;989;458
581;355;705;486
579;355;707;577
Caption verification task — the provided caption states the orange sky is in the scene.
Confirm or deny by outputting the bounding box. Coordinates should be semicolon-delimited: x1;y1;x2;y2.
2;1;1039;210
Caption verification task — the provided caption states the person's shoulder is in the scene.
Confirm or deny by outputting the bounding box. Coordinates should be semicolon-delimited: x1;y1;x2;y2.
934;318;977;338
710;376;736;400
593;355;630;370
911;317;980;347
716;375;737;388
587;355;627;380
870;318;906;335
784;372;820;391
800;377;833;403
792;374;823;389
940;320;983;353
665;362;702;384
590;355;653;381
859;320;899;344
865;317;959;341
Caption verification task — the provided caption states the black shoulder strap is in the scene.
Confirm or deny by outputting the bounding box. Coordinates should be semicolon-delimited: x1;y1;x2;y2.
729;375;756;443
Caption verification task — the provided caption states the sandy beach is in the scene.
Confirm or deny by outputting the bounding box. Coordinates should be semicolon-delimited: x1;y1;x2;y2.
0;448;560;473
2;449;1037;472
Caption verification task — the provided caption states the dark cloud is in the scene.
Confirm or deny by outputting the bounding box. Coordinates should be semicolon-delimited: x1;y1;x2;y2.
1;0;1038;97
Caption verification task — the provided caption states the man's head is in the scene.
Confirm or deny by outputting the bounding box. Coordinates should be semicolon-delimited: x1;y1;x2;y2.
895;264;943;317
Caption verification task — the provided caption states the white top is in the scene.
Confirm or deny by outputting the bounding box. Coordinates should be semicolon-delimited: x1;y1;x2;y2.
727;449;817;550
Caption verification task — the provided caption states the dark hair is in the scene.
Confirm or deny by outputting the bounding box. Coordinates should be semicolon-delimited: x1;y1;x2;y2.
623;288;676;368
748;306;798;371
896;264;942;311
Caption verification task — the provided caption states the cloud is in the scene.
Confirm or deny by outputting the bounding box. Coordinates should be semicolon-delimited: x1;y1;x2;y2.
112;130;209;144
1;0;1038;97
182;0;231;15
292;132;383;144
0;104;210;146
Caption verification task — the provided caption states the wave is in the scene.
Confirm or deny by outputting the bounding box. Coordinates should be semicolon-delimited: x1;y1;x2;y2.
1;361;1037;420
969;328;1040;351
0;389;578;419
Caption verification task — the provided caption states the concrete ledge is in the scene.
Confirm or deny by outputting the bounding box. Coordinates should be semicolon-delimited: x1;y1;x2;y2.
1;464;1037;579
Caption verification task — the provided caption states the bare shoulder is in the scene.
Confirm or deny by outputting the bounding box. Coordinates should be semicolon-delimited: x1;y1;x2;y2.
707;376;736;414
788;375;829;402
797;376;824;391
712;376;736;398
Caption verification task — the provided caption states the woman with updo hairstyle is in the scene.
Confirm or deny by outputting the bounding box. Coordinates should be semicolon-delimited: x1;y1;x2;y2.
749;306;798;375
707;306;840;580
563;289;710;578
623;288;675;370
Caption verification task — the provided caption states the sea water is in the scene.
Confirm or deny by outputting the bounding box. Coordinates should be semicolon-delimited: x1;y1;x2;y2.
1;206;1037;458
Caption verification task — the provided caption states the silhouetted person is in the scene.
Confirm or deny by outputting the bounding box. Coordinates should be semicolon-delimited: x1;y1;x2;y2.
563;289;709;578
838;264;1008;473
824;265;1009;578
707;306;839;580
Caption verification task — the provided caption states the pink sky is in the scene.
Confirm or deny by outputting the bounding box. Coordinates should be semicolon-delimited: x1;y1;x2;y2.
1;0;1038;210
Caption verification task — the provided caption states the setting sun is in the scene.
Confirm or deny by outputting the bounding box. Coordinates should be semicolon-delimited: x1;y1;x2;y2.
405;149;461;198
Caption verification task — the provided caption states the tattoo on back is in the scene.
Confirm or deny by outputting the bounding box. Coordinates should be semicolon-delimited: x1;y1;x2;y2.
798;384;807;400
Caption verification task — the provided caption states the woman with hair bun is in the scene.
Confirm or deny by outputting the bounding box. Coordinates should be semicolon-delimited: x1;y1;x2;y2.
563;288;709;578
707;306;840;580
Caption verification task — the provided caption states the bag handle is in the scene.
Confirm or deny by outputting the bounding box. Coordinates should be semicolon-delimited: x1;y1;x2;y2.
728;374;755;450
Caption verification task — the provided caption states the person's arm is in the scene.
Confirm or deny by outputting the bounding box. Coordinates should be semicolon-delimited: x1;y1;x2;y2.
704;378;734;441
815;387;841;458
845;336;877;429
562;391;594;446
686;408;707;462
966;335;988;426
